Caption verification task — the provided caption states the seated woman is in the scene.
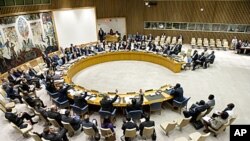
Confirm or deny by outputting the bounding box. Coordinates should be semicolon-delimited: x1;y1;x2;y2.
203;111;229;133
101;116;116;133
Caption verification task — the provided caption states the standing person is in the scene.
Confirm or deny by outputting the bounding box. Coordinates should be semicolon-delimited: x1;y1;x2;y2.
231;36;237;50
236;40;242;54
98;28;105;42
206;94;215;107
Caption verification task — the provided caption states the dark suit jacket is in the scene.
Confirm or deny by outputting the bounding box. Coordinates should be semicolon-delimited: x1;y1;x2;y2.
5;112;23;127
139;120;155;135
46;81;58;93
82;121;98;132
23;95;36;107
57;85;70;102
170;87;184;102
100;95;118;112
41;128;67;141
122;121;139;134
192;53;199;62
74;92;87;108
7;74;16;84
127;94;144;112
61;115;81;131
47;111;62;126
28;68;37;77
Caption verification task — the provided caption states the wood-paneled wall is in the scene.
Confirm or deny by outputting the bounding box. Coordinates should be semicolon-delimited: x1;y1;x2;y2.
0;0;250;43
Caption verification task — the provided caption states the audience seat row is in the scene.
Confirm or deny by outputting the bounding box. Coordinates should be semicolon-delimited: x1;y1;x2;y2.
191;38;229;50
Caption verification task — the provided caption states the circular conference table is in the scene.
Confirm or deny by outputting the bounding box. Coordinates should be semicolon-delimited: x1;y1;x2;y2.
64;51;184;107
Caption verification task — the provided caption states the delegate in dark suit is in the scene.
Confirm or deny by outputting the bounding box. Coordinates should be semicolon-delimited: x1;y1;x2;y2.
5;108;36;129
122;117;139;141
170;83;184;102
57;85;70;102
61;110;81;131
100;95;118;112
73;92;87;108
23;92;46;108
139;115;155;136
126;94;144;112
47;107;63;127
41;127;68;141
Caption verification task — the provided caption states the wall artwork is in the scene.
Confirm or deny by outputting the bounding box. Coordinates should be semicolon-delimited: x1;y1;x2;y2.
0;12;58;73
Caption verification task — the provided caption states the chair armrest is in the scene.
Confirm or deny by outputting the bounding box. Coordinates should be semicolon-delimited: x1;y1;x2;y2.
58;100;69;104
81;105;88;110
111;108;117;115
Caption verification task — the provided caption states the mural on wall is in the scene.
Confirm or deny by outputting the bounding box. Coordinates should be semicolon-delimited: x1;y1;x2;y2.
0;12;58;73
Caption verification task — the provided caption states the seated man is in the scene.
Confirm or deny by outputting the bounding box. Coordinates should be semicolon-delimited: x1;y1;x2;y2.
100;90;119;112
34;103;48;121
203;111;229;133
40;127;69;141
169;83;184;104
212;103;235;119
5;108;37;129
56;84;70;102
204;51;215;69
61;110;82;131
23;72;41;89
46;78;58;93
82;114;98;133
18;78;36;94
193;52;206;70
7;70;21;84
28;67;45;80
73;92;88;108
122;116;139;141
5;83;23;103
183;100;209;121
139;114;155;136
22;92;46;108
46;105;63;127
126;89;144;112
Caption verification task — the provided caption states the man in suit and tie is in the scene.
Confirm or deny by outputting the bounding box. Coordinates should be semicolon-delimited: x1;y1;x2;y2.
22;91;46;108
41;127;69;141
57;84;70;102
74;92;88;108
139;114;155;136
46;105;63;127
82;114;98;133
5;108;37;129
7;70;20;84
5;83;23;103
98;28;105;42
28;67;44;80
122;116;139;141
191;50;199;71
61;110;82;131
100;90;119;112
126;89;144;112
169;83;184;104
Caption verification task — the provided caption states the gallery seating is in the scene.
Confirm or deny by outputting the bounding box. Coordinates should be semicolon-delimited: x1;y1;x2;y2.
160;120;177;136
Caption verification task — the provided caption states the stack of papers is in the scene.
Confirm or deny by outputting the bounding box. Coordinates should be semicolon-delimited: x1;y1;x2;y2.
124;96;133;104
